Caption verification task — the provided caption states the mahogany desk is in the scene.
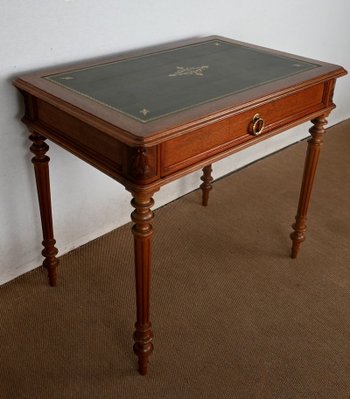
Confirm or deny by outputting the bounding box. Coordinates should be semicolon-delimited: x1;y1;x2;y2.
13;36;346;375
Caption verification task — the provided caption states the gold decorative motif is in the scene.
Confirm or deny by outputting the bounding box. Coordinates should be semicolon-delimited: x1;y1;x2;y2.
168;66;209;77
60;76;74;80
140;108;150;116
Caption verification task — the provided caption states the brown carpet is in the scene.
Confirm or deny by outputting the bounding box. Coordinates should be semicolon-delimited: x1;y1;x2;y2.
1;120;350;399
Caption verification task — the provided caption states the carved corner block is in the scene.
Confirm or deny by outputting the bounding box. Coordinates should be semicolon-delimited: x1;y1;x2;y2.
125;146;159;184
322;79;337;108
19;91;38;123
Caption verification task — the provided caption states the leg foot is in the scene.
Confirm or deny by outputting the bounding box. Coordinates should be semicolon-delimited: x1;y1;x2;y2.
290;116;326;258
200;165;213;206
133;324;153;375
131;192;155;375
42;238;59;286
290;225;304;259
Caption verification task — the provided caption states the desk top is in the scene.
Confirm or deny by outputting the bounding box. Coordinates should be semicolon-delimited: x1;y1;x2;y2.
14;36;346;143
45;39;318;123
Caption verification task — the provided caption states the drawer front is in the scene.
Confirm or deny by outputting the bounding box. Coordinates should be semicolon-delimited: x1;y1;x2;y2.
160;83;325;176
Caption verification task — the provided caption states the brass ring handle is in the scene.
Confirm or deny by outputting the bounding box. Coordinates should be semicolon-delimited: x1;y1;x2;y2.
250;113;265;136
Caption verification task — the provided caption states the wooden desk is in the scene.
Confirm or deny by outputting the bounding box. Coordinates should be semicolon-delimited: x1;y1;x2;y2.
14;36;346;375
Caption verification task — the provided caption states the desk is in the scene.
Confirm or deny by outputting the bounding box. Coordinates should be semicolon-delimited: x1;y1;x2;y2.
14;36;346;375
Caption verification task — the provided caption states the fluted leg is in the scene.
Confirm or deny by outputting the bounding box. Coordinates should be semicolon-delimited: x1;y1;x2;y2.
131;191;155;375
30;131;59;286
290;116;326;258
200;164;213;206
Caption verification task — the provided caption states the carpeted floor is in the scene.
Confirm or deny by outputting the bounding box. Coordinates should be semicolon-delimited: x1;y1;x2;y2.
1;120;350;399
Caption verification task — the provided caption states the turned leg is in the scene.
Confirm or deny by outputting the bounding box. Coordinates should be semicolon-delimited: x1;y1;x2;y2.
30;131;59;286
200;164;213;206
290;116;327;258
130;191;155;375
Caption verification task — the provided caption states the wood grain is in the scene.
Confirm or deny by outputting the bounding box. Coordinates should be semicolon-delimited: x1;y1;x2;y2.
29;131;59;286
130;191;155;375
13;36;347;375
290;116;327;258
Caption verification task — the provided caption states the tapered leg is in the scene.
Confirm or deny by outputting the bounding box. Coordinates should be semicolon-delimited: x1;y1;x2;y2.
30;131;59;286
130;191;155;375
200;164;213;206
290;116;327;258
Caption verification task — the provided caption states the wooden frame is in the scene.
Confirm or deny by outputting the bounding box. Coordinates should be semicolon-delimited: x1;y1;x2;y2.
13;36;346;375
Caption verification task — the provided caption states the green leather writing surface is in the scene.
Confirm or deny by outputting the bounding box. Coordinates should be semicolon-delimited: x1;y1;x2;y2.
46;40;319;123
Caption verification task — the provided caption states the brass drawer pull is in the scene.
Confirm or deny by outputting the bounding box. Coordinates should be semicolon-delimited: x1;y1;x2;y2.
250;113;265;136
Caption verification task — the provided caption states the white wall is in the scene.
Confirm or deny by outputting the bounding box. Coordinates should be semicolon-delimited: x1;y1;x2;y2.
1;0;349;284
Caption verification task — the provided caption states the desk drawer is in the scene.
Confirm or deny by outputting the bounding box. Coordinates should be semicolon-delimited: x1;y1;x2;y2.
160;83;325;176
